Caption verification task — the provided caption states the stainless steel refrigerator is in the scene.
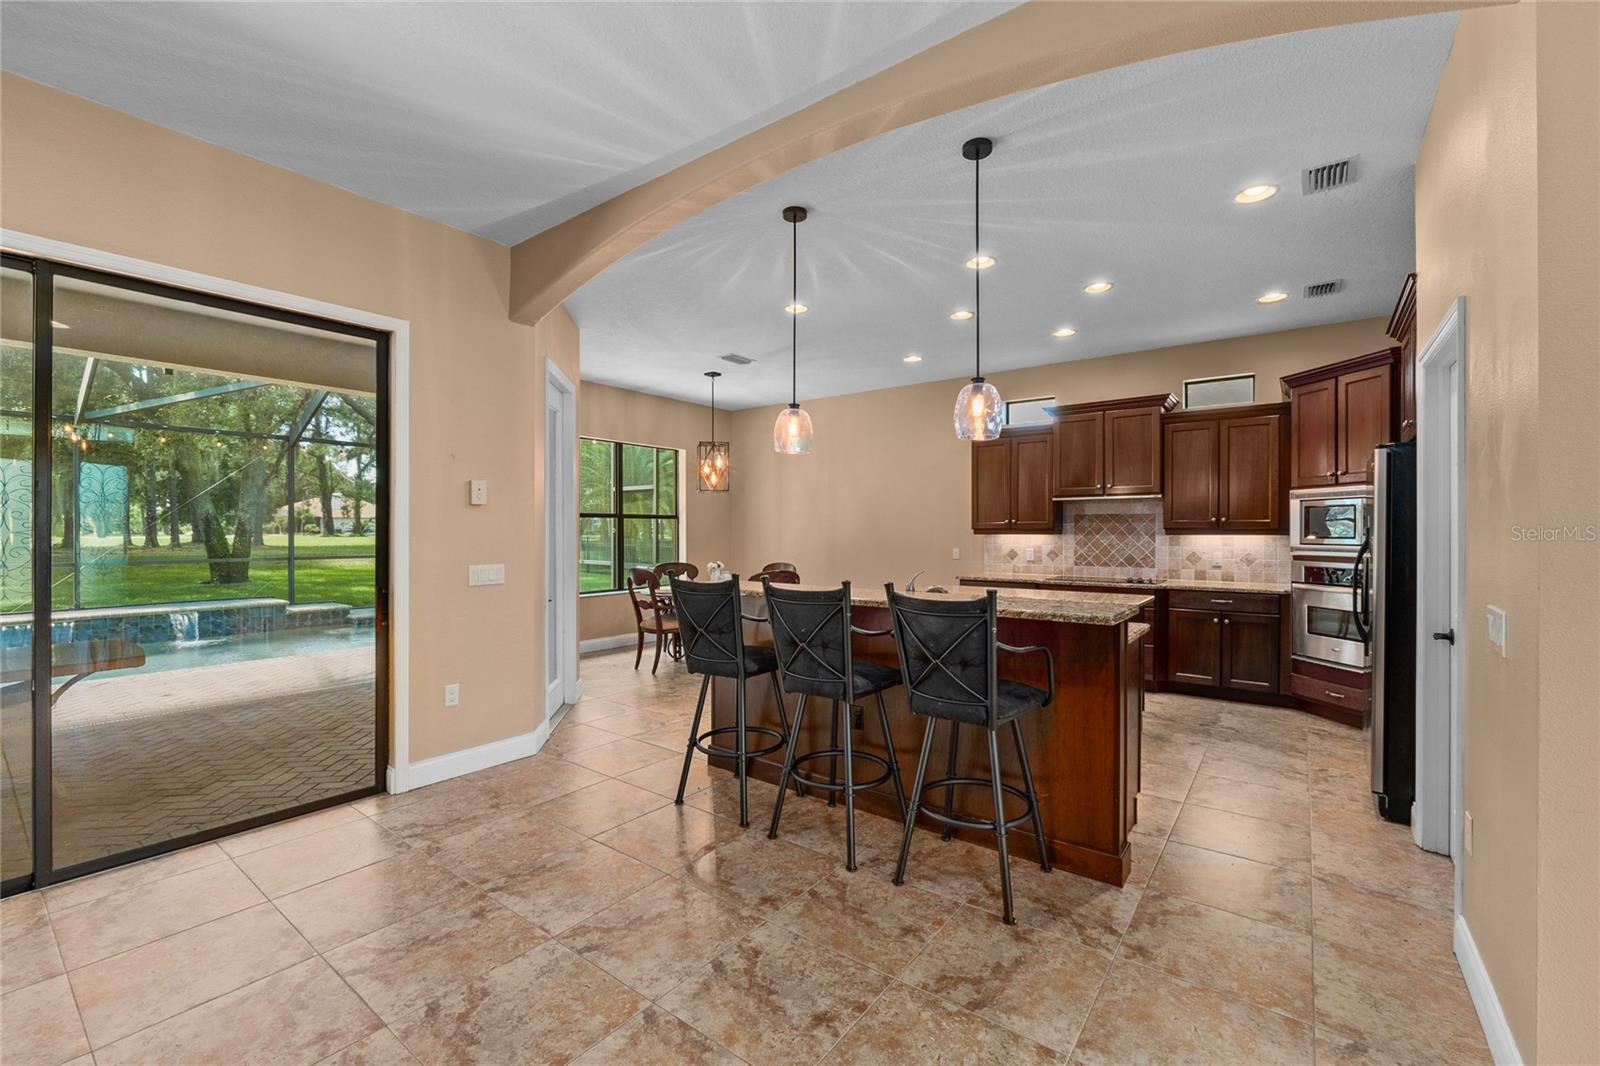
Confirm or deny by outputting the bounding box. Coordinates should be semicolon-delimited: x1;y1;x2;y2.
1356;441;1417;824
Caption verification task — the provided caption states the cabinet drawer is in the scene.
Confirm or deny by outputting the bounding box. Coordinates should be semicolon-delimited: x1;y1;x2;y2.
1289;671;1368;711
1168;590;1280;615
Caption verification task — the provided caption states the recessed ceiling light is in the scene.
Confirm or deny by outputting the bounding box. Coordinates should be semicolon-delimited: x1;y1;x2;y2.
1083;281;1114;295
949;309;974;320
1257;291;1289;304
784;303;808;314
965;255;995;270
50;320;69;329
903;353;923;363
1234;184;1278;204
1052;327;1077;338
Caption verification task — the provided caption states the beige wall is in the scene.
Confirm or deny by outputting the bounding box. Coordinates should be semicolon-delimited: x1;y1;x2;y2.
723;318;1392;589
1415;3;1599;1061
577;382;733;642
0;72;576;763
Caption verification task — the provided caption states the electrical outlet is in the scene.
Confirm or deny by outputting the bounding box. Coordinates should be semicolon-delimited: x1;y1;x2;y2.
468;479;488;506
1464;810;1474;855
951;547;960;560
443;683;460;708
1486;605;1507;657
1026;546;1037;563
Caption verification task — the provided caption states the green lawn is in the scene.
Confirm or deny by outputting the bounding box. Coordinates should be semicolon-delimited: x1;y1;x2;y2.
1;534;377;613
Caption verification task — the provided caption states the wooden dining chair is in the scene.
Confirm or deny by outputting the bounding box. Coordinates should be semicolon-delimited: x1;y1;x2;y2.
654;561;700;583
757;562;801;584
626;567;680;674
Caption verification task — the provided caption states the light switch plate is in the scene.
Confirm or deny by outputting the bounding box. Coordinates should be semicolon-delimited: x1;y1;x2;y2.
1486;605;1507;656
951;547;960;560
469;563;506;586
469;479;488;506
444;683;460;708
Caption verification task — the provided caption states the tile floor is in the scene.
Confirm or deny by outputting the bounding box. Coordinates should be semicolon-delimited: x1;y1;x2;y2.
0;648;1489;1065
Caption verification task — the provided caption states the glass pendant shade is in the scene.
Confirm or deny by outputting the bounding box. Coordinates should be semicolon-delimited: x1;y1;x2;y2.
954;378;1004;441
772;403;813;454
697;440;730;491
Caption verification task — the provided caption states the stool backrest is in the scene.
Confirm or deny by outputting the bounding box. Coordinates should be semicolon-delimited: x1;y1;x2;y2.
763;579;854;701
671;574;748;678
885;585;998;728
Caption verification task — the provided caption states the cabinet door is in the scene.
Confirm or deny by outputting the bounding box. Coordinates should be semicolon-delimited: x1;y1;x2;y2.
1162;419;1218;530
1011;432;1056;531
1218;414;1283;531
1104;406;1162;495
971;438;1013;531
1290;379;1338;488
1053;411;1103;496
1398;334;1417;442
1167;608;1221;687
1220;612;1279;694
1337;363;1392;484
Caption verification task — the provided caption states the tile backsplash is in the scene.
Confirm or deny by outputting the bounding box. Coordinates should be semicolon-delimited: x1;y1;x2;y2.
981;499;1290;585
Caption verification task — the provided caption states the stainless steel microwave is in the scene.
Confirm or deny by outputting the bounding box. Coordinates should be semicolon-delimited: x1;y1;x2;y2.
1290;489;1372;554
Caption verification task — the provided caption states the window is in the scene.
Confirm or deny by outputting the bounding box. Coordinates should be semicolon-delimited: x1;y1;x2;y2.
1005;396;1056;427
580;438;679;593
1183;373;1255;409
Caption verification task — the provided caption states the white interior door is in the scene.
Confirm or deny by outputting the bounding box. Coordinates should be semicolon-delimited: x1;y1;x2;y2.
544;397;565;719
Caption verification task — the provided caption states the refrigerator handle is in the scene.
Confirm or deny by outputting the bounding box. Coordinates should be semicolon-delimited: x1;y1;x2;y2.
1351;532;1371;644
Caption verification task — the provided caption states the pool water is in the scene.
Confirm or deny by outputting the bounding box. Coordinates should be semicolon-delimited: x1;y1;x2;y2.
93;625;376;678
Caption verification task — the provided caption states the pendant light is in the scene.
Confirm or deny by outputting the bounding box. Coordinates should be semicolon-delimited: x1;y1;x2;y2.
697;370;730;492
773;205;814;454
954;137;1003;441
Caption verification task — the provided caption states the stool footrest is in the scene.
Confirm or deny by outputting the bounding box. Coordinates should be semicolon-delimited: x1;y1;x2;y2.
913;776;1038;831
692;724;787;761
788;749;894;793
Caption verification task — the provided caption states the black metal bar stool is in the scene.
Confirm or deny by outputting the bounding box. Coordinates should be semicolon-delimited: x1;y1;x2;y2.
672;573;792;827
884;585;1053;924
762;579;908;872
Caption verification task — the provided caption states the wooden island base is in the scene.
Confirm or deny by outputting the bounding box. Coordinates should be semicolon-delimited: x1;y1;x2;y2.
708;602;1147;887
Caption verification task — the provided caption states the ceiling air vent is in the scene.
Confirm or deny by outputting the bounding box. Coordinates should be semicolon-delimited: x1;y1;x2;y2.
1304;279;1344;299
1302;157;1357;195
720;353;753;366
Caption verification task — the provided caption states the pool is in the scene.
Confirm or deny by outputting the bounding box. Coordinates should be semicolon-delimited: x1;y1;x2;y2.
93;624;376;679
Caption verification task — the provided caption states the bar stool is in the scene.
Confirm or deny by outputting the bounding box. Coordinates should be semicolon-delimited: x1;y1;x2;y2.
671;574;792;827
884;585;1053;924
763;579;908;871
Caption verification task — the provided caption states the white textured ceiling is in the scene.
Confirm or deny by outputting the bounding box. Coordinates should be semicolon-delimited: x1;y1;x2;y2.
0;1;1015;242
569;14;1458;410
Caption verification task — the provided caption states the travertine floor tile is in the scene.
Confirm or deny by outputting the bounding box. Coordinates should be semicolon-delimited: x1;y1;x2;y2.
218;803;364;857
618;753;715;798
1313;940;1492;1066
1185;771;1311;826
0;974;90;1066
769;869;954;977
563;736;684;777
671;829;834;914
51;860;265;969
593;802;746;872
1168;804;1311;871
482;837;663;936
40;842;230;915
1148;839;1311;932
93;957;380;1066
392;942;644;1066
425;806;588;885
233;817;406;898
533;778;671;836
571;1005;744;1065
274;851;472;951
317;1027;419;1065
658;923;890;1066
824;981;1068;1064
0;890;65;994
1071;960;1313;1065
1137;759;1196;802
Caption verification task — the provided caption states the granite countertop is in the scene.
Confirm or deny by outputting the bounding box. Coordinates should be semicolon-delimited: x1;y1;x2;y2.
738;580;1151;626
958;573;1291;596
1127;621;1151;643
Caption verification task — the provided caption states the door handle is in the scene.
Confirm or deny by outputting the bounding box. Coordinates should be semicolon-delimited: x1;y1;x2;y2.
1432;629;1456;645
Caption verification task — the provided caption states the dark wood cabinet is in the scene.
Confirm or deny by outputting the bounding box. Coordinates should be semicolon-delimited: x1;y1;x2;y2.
1388;273;1418;443
1283;350;1398;488
1162;403;1288;533
1049;394;1176;498
970;427;1055;533
1167;591;1284;697
1052;411;1103;497
1167;608;1222;686
1162;420;1218;529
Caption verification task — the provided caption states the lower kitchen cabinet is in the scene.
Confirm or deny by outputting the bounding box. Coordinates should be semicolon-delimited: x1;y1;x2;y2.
1168;608;1222;687
1220;611;1279;694
1166;590;1286;698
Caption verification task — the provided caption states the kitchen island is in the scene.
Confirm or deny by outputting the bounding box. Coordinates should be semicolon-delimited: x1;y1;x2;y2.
707;582;1152;886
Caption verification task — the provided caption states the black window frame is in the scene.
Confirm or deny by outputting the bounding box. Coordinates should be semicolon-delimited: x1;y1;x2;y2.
579;437;680;594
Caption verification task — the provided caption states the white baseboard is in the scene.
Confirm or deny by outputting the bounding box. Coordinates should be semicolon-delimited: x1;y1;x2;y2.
386;715;553;793
581;632;650;654
1455;914;1524;1065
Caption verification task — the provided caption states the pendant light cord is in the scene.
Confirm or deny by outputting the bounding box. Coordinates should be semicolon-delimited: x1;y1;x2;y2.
791;217;799;406
709;376;715;438
974;149;982;381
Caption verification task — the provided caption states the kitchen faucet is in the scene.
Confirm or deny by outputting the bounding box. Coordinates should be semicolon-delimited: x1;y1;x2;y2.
907;569;926;593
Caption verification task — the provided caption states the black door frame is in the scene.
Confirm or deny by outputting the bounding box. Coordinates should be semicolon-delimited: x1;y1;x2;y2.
0;252;390;895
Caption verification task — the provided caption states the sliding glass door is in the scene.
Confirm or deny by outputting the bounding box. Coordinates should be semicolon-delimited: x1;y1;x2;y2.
0;256;388;888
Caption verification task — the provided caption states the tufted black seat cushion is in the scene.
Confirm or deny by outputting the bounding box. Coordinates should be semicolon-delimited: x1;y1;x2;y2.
764;580;900;701
671;574;778;678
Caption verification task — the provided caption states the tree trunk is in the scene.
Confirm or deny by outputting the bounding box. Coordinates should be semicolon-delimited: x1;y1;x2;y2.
141;464;159;548
167;461;183;547
316;454;335;536
179;453;251;585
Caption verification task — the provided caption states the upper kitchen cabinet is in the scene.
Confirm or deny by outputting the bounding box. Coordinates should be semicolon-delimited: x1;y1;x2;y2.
1282;349;1399;488
1387;273;1418;442
1162;403;1289;532
1047;394;1177;498
971;426;1056;533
